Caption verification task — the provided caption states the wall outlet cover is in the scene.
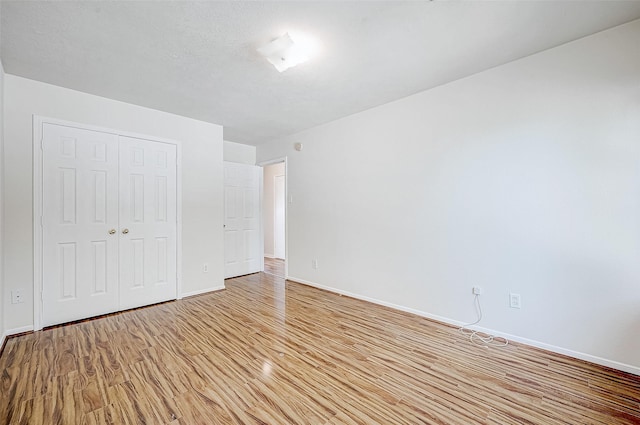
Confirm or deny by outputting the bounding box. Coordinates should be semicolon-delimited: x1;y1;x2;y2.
12;289;24;304
509;293;521;309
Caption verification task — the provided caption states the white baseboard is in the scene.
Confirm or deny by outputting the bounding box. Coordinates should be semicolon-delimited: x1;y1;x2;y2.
181;285;226;298
264;253;275;259
6;325;34;335
2;325;35;347
287;276;640;376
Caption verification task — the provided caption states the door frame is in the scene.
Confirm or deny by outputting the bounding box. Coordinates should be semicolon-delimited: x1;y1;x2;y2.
273;174;286;260
258;156;288;279
32;115;183;331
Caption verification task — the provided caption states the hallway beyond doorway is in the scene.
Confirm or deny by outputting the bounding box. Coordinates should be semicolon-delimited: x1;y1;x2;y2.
264;257;285;278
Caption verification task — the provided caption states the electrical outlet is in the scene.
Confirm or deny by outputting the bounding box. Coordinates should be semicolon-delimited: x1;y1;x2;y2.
11;289;24;304
509;293;521;309
472;286;482;295
312;259;318;269
203;263;209;273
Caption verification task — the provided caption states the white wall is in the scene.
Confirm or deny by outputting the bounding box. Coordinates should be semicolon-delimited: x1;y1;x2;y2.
3;75;225;332
258;20;640;374
0;56;5;344
263;162;285;258
223;140;256;165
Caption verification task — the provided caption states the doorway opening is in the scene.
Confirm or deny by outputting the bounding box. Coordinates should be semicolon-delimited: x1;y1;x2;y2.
262;160;286;279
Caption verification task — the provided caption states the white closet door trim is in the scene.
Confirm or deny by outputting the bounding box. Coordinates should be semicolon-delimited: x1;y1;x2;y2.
32;115;183;331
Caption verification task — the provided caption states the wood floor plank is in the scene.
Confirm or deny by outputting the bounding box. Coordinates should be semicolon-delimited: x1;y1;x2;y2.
1;264;639;424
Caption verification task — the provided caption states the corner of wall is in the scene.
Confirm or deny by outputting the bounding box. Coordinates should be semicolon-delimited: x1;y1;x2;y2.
223;140;257;165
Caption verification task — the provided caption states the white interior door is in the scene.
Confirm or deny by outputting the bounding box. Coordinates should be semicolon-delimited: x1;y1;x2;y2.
224;162;262;278
42;124;120;326
119;136;177;310
274;174;286;259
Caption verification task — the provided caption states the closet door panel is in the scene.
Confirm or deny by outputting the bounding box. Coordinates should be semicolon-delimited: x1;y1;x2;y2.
119;136;177;310
224;162;262;278
41;124;120;326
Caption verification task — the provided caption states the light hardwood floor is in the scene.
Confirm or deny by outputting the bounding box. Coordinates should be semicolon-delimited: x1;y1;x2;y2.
264;257;285;278
1;272;639;424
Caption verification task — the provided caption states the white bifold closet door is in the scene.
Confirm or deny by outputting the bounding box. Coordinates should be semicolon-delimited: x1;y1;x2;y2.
41;123;177;327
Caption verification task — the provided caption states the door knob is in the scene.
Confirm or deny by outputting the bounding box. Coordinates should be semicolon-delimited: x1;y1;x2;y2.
108;229;116;235
122;228;129;234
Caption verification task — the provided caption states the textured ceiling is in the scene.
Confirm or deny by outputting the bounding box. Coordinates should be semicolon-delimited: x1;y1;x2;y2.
2;1;640;145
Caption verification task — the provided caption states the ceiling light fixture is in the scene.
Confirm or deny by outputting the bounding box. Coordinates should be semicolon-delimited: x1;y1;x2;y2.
257;32;319;72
